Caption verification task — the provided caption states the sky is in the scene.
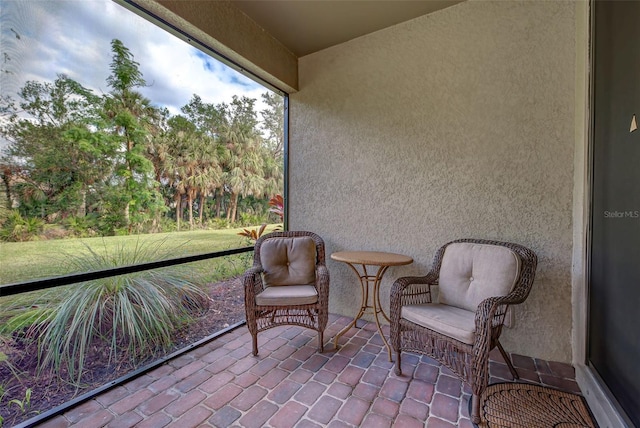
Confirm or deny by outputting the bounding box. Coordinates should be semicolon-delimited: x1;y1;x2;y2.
0;0;272;131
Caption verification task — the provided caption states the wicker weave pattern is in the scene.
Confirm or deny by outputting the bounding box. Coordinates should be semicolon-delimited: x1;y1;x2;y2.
390;238;537;424
481;383;596;428
243;231;329;356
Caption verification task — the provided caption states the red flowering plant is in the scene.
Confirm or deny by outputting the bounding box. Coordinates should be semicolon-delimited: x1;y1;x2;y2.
268;194;284;226
237;195;283;242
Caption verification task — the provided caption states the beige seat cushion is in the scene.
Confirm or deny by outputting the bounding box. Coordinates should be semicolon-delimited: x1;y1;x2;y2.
260;236;317;287
255;285;318;306
402;303;476;345
439;243;520;312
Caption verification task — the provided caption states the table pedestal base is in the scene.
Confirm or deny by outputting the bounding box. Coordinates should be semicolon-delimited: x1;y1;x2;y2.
333;263;394;361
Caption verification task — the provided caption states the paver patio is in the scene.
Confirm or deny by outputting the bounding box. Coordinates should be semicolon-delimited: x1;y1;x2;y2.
37;314;579;427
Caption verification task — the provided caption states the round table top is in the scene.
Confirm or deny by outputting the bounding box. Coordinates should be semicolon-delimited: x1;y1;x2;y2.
331;251;413;266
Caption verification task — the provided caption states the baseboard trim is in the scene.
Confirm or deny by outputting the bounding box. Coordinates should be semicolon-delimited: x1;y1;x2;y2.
575;364;632;428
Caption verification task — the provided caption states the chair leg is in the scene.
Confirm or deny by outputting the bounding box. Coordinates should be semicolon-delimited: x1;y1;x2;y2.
252;334;258;356
496;340;519;380
318;330;324;353
394;351;402;376
471;394;481;424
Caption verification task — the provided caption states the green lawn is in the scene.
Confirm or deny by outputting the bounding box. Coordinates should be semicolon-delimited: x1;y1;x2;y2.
0;226;277;285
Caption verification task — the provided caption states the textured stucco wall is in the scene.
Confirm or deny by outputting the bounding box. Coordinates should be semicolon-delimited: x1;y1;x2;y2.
289;0;576;362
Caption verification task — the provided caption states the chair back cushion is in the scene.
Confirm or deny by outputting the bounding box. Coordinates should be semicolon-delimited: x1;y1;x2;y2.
260;236;317;287
438;243;521;311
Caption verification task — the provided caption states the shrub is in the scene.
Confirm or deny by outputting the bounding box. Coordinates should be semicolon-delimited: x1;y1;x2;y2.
157;217;178;233
95;212;126;236
268;194;284;221
206;218;230;230
0;350;22;384
0;212;44;242
18;238;209;385
41;224;69;240
63;215;98;238
237;212;267;227
0;204;9;228
237;223;267;243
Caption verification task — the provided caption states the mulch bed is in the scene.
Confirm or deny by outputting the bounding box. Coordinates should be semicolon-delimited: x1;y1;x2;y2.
0;277;246;427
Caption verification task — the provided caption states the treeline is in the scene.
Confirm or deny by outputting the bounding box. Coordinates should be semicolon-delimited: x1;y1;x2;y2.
0;39;284;240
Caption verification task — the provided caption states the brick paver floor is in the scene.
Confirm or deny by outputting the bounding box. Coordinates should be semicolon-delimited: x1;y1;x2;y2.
37;314;579;427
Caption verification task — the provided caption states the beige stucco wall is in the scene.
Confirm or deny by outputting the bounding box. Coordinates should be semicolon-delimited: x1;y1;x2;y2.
289;0;577;362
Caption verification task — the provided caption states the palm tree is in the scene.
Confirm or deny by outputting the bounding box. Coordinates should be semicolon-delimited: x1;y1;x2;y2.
164;125;193;231
217;96;266;223
160;115;225;230
260;92;285;158
221;124;265;223
261;149;284;199
193;140;224;224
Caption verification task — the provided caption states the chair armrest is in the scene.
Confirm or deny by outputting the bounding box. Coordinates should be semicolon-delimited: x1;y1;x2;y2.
243;265;265;308
243;265;264;285
474;280;533;331
315;263;330;304
244;265;263;276
475;286;529;332
390;272;438;305
472;293;520;355
471;294;518;389
389;273;438;352
390;272;438;322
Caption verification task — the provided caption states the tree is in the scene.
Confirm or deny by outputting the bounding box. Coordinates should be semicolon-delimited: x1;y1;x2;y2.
103;39;164;233
260;92;285;159
180;96;226;223
0;37;285;236
256;92;284;209
261;150;284;198
219;96;266;223
188;137;224;226
0;75;115;220
181;94;226;139
143;106;173;230
162;115;198;230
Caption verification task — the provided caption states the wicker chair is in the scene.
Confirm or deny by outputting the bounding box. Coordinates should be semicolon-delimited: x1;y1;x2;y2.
390;239;537;424
243;231;330;356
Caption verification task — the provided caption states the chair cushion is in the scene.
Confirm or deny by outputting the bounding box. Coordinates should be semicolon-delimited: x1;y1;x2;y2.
260;236;317;287
402;303;476;345
438;243;520;312
255;285;318;306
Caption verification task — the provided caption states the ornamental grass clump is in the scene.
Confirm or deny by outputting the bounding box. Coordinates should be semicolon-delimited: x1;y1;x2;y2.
28;238;209;385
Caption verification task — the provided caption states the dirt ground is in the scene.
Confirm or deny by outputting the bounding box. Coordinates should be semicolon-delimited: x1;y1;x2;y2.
0;277;246;427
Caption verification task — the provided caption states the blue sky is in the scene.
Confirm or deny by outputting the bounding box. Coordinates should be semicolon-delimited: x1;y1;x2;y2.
0;0;271;123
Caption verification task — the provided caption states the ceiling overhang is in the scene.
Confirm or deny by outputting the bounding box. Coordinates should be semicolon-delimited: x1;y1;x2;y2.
232;1;465;57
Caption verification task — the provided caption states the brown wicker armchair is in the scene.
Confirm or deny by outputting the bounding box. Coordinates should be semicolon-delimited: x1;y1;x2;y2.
243;231;329;356
390;239;537;424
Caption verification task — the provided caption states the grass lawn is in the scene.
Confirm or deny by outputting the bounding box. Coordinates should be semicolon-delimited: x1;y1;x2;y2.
0;225;278;285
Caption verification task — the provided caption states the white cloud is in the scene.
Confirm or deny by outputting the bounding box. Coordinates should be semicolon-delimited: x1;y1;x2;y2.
1;0;273;124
